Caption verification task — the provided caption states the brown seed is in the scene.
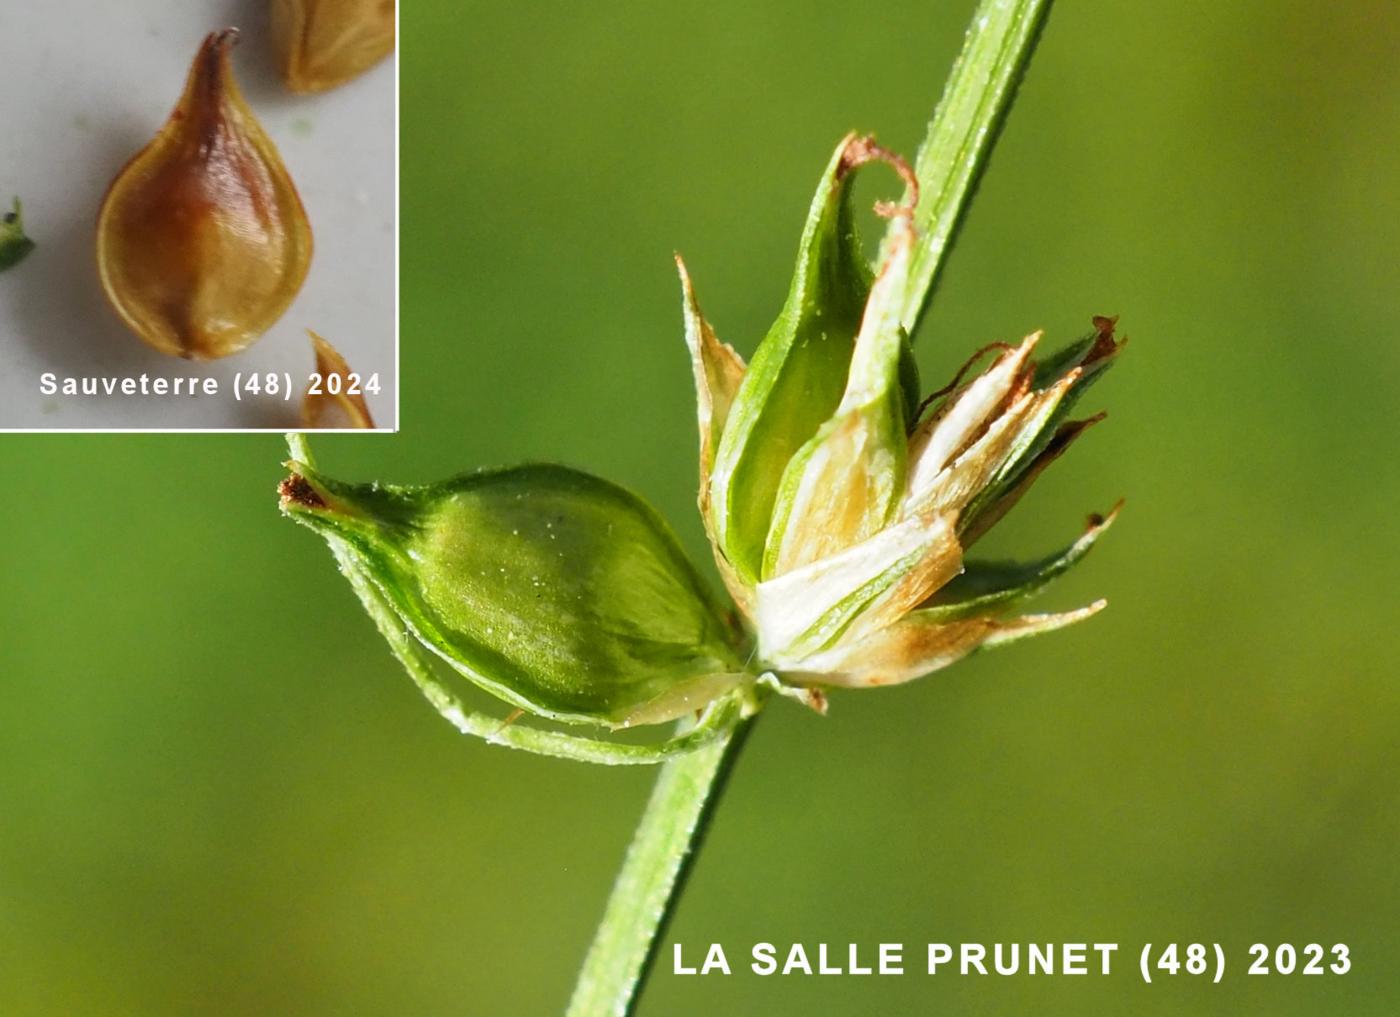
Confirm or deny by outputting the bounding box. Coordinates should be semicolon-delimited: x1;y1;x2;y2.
302;331;376;429
272;0;397;94
96;29;313;360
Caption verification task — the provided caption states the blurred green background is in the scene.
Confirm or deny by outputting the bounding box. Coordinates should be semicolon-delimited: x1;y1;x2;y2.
4;0;1399;1013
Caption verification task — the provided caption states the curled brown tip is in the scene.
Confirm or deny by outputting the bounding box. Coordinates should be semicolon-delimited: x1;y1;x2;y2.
836;134;919;217
1084;315;1127;368
913;341;1017;423
278;473;326;510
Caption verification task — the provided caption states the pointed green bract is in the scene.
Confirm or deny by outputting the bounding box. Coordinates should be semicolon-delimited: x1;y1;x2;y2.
923;505;1119;622
761;220;918;579
282;460;747;728
707;135;876;585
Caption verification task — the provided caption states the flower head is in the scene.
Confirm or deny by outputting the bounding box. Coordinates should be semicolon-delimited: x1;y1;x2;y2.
680;134;1123;691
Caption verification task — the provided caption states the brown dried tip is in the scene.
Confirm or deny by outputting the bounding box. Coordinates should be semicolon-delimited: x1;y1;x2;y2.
1085;315;1127;368
278;474;327;510
96;29;313;359
836;133;919;218
302;331;376;429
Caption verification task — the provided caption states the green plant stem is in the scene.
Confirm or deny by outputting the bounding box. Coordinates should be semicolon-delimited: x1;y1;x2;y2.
888;0;1054;335
566;717;754;1017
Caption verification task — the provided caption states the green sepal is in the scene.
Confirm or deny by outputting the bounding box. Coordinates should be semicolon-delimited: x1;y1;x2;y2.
281;459;748;728
760;396;908;580
760;220;919;580
921;504;1119;622
707;135;877;585
0;197;35;271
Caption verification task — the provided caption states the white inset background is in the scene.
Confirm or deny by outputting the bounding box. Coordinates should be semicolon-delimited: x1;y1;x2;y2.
0;0;397;429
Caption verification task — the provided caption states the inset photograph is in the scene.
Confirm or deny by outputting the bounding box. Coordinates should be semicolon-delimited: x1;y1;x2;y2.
0;1;396;430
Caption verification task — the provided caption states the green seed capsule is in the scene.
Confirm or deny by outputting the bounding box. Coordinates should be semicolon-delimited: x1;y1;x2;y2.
280;460;748;728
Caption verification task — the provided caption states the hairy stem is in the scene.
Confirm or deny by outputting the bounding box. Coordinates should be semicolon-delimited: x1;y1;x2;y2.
566;717;754;1017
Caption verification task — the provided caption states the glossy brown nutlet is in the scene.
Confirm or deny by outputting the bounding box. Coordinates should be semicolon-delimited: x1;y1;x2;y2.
96;29;313;360
272;0;396;94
